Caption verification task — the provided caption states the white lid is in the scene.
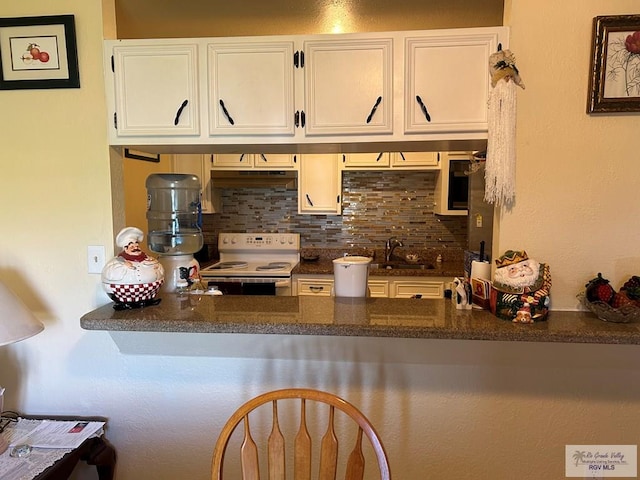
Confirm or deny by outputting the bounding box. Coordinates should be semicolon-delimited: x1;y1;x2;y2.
332;256;373;265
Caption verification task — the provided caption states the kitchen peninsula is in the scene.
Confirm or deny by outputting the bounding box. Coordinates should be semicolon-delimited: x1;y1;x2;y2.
81;295;640;346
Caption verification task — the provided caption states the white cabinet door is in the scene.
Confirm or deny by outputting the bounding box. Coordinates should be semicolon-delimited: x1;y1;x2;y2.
391;152;440;169
208;41;295;136
172;154;220;213
111;43;200;137
298;154;341;214
303;37;393;136
391;280;445;299
404;31;500;134
212;153;297;169
254;153;298;169
342;152;390;169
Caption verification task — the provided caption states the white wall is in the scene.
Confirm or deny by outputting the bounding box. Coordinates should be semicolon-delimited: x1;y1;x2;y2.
0;1;639;479
500;0;640;310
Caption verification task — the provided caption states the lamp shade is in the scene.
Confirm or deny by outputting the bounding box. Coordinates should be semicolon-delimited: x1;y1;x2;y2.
0;281;44;347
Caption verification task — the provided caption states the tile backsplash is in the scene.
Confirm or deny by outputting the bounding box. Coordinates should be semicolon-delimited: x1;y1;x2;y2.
201;170;467;252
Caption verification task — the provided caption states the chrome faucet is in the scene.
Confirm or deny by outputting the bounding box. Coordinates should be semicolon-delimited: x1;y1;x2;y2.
384;237;404;262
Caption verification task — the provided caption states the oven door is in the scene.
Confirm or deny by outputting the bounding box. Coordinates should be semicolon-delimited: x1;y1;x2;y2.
204;278;292;296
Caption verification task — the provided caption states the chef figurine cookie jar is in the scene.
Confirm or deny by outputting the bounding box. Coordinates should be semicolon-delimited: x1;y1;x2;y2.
101;227;164;309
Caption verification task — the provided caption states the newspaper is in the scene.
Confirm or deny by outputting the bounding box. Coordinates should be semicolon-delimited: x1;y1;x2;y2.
9;419;105;449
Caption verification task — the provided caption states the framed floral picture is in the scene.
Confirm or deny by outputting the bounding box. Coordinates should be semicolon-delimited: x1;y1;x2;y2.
0;14;79;90
587;15;640;113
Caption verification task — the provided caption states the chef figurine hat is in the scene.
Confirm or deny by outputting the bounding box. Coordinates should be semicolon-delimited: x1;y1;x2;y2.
115;226;144;249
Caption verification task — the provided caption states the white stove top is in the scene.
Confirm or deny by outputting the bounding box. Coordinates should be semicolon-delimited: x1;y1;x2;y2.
201;233;300;278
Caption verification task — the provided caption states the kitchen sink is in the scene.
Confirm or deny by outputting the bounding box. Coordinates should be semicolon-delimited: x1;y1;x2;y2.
370;263;435;270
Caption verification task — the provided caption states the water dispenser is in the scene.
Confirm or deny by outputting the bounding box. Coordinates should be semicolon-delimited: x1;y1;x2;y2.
146;173;204;292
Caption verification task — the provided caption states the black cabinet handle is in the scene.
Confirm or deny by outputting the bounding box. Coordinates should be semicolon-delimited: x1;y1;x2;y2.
306;194;314;207
293;51;305;68
300;111;306;128
415;95;431;122
174;99;188;126
366;96;382;123
376;152;383;162
399;152;406;161
295;111;300;127
219;99;235;125
239;154;245;162
260;154;268;163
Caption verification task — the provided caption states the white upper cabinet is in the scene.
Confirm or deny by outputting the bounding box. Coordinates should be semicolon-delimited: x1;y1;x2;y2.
303;37;393;136
109;42;200;137
391;151;439;168
104;27;508;148
212;153;297;169
207;40;295;136
342;152;391;169
404;31;501;134
298;154;341;214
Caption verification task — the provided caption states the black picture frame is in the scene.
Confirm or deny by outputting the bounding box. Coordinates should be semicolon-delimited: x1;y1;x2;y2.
124;148;161;163
587;14;640;113
0;14;79;90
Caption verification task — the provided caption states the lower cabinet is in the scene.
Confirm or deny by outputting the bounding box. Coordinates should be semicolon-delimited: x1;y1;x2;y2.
294;275;449;298
390;280;445;299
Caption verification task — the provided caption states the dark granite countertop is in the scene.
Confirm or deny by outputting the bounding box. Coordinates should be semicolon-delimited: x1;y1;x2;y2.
80;295;640;345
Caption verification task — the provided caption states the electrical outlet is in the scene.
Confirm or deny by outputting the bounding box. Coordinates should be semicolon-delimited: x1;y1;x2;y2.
87;245;106;274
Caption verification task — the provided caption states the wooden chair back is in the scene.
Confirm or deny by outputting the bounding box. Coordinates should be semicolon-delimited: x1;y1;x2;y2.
211;388;391;480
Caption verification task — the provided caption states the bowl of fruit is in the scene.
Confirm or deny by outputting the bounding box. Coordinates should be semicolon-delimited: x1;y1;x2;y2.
579;273;640;323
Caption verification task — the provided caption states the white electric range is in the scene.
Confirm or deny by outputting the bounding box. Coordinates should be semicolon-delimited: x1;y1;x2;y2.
200;233;300;295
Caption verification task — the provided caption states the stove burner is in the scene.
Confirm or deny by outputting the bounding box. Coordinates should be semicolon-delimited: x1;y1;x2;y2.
256;262;292;271
212;261;248;270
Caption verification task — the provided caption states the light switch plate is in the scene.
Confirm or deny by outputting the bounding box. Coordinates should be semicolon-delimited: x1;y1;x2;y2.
87;245;106;274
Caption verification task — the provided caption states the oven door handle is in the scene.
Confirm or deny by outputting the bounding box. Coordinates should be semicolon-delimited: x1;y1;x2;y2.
274;279;290;288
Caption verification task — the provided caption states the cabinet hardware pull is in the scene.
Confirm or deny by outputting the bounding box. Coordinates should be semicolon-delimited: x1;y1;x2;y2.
306;194;314;207
342;154;346;163
399;152;406;161
366;96;382;123
219;99;235;125
309;286;324;292
174;99;188;126
415;95;431;122
293;155;297;163
376;152;383;162
294;51;305;68
300;111;306;128
295;111;300;127
239;154;245;162
260;154;268;162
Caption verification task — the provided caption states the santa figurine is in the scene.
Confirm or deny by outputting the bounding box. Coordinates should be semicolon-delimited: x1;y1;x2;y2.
490;250;551;323
102;227;164;310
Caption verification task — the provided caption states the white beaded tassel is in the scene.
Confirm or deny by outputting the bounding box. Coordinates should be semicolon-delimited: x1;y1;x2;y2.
485;78;518;208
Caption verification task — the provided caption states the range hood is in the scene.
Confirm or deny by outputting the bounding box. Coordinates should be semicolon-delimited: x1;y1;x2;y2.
211;170;297;189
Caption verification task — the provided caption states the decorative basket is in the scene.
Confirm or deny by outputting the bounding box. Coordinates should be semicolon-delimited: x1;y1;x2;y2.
578;292;640;323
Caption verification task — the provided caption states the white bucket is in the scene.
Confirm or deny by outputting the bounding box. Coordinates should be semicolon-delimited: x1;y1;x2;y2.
332;256;372;297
